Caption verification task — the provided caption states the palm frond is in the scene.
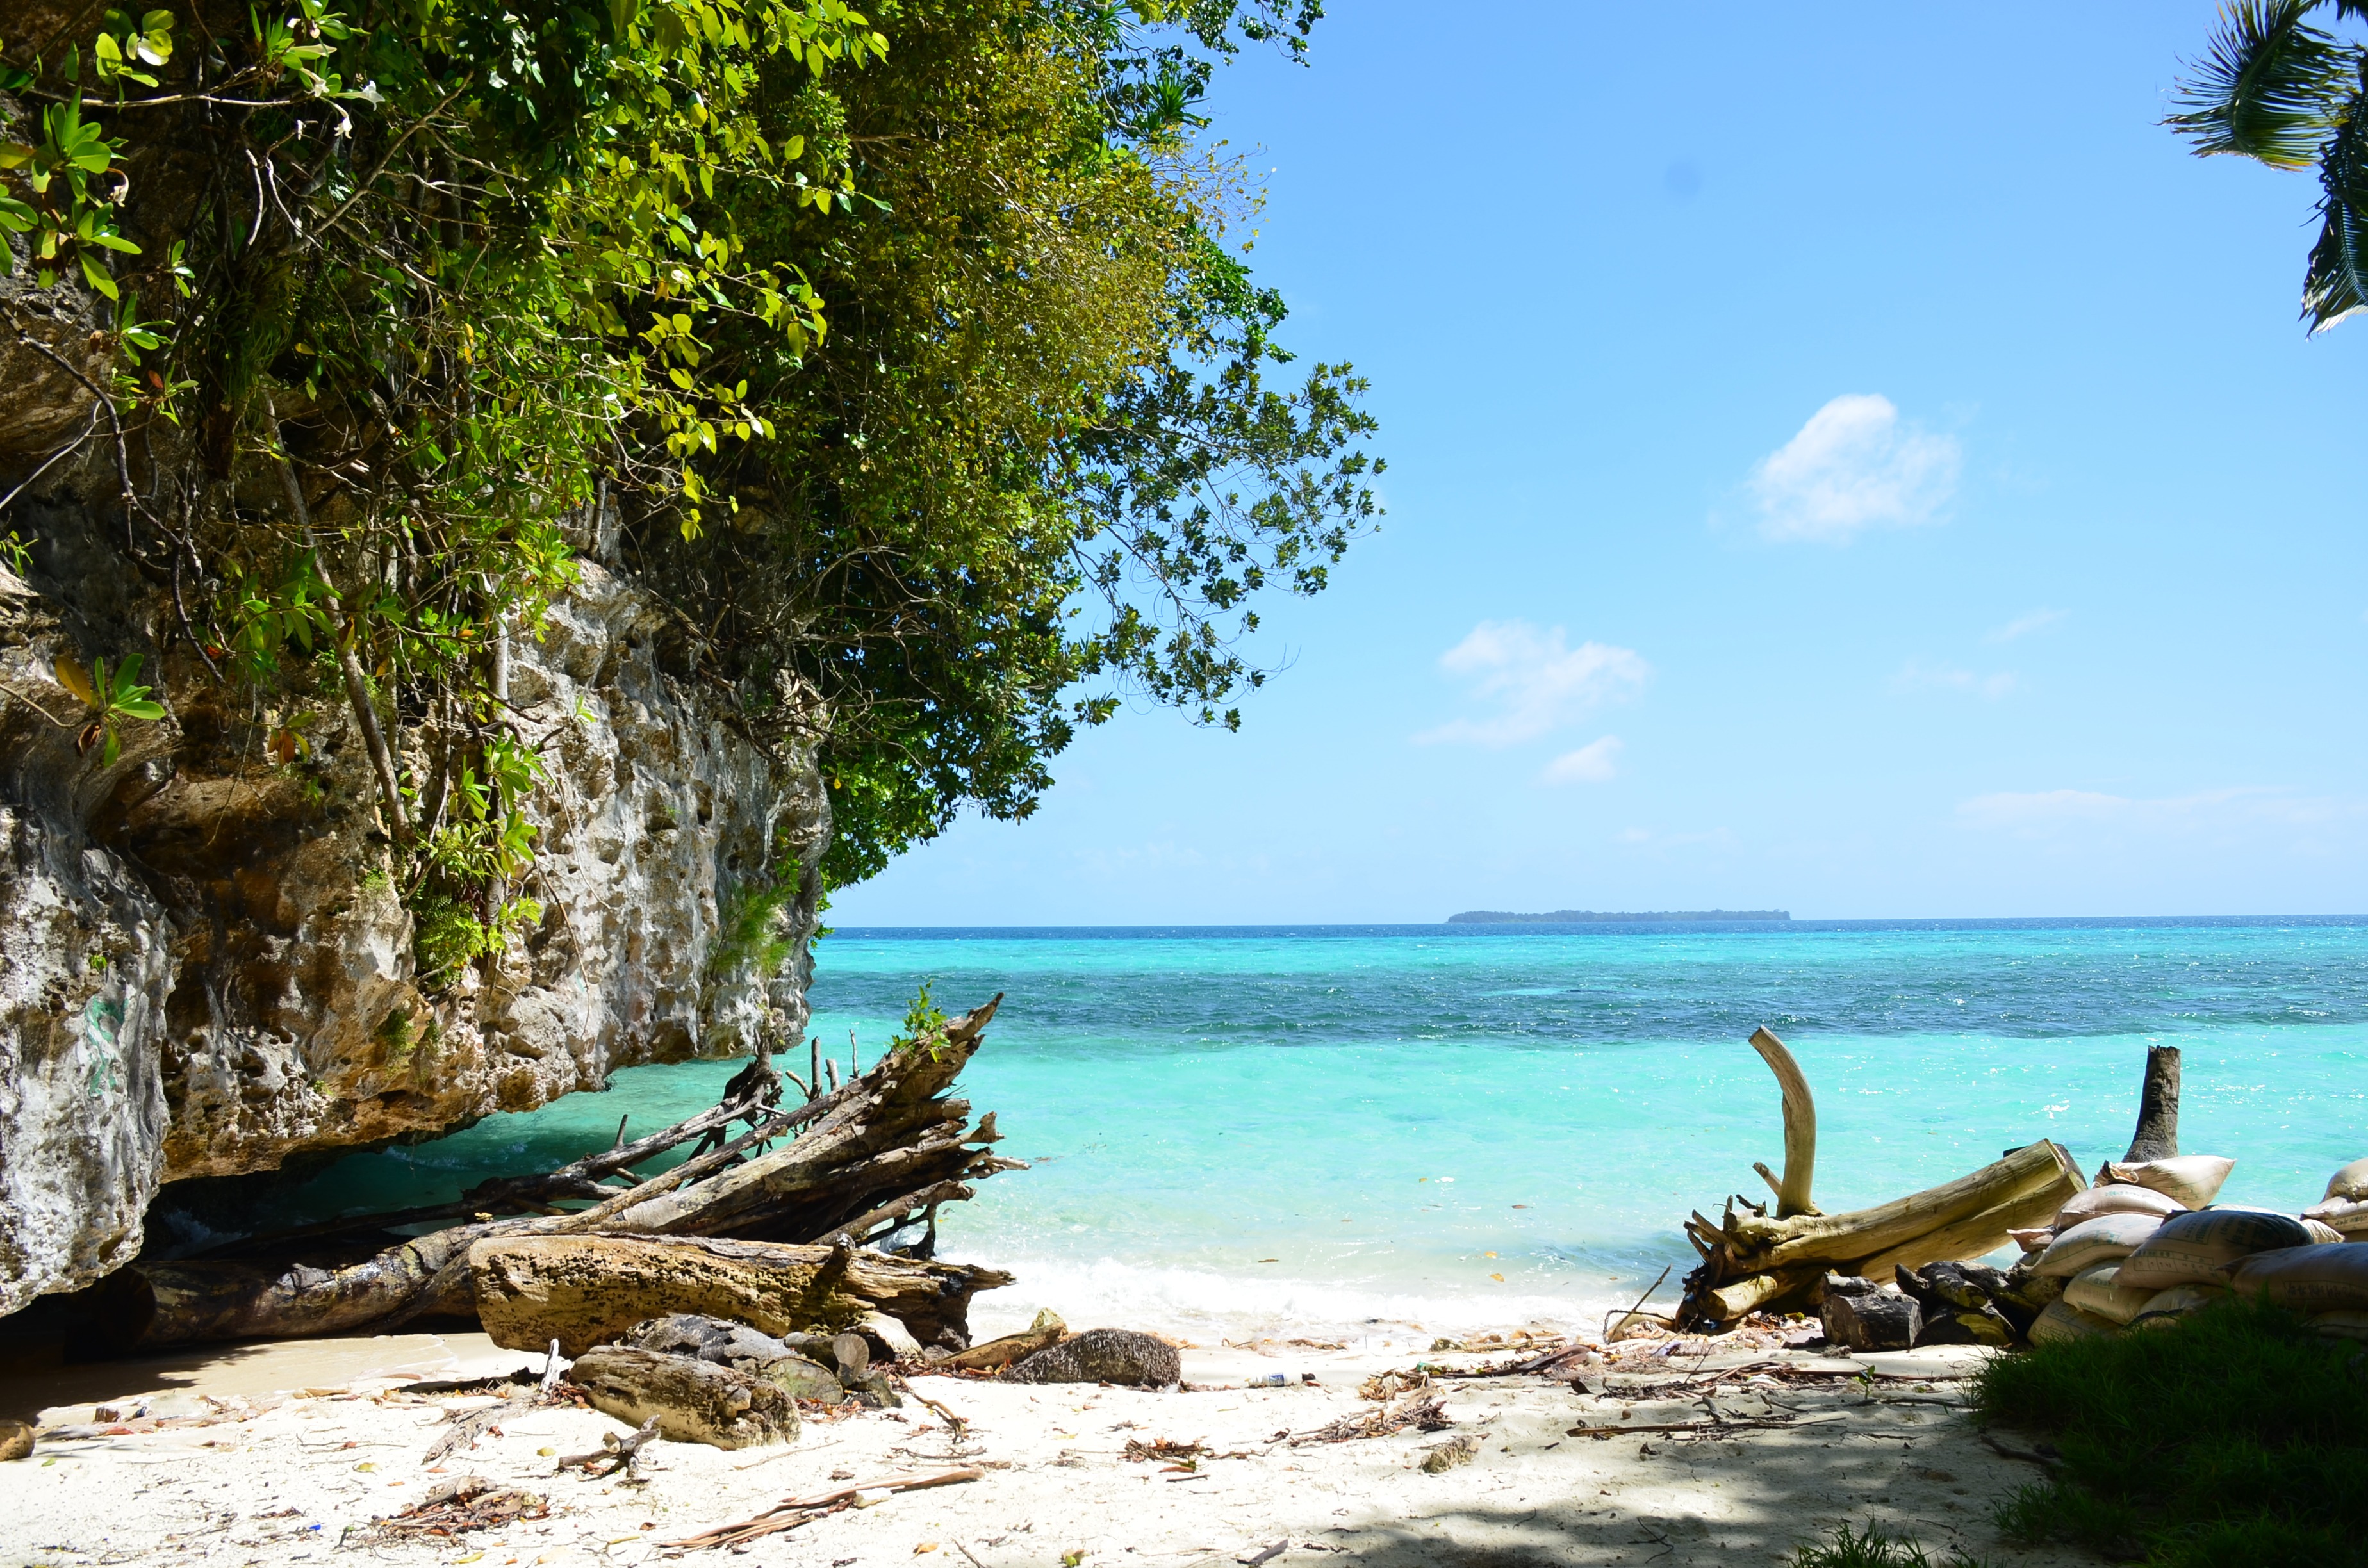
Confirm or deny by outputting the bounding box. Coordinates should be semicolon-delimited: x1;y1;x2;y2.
2303;65;2368;328
2167;0;2347;168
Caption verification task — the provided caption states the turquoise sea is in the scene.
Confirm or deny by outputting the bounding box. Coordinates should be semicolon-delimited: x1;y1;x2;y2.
243;920;2368;1339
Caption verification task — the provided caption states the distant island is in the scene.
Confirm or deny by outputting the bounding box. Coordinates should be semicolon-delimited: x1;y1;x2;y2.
1446;908;1793;924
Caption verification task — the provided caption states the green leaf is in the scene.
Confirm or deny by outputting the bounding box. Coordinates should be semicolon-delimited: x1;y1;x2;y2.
79;252;120;300
2302;71;2368;329
2168;0;2346;168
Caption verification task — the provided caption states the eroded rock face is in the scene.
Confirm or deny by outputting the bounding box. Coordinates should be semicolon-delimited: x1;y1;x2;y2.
0;523;827;1312
140;556;827;1183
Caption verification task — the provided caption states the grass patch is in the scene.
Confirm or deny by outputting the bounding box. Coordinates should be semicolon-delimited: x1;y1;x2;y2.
1971;1296;2368;1567
1786;1521;1994;1567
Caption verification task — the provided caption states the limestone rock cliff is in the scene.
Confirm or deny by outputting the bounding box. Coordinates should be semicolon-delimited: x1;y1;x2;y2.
0;509;827;1316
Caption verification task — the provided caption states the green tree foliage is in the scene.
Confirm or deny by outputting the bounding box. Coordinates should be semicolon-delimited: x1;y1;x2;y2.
2169;0;2368;330
0;0;1375;956
627;0;1379;882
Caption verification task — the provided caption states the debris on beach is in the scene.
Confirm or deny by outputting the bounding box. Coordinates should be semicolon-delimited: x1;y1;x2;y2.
1292;1391;1452;1445
1679;1033;2368;1351
365;1476;550;1542
78;997;1022;1356
1675;1027;2085;1332
1418;1432;1482;1472
662;1468;984;1551
944;1308;1068;1371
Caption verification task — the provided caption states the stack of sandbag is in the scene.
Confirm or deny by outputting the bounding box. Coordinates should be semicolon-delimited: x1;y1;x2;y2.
2302;1157;2368;1239
2223;1239;2368;1339
2012;1154;2368;1344
2016;1155;2233;1343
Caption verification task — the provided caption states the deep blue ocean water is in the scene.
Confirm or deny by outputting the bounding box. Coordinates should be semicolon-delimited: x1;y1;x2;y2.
252;919;2368;1337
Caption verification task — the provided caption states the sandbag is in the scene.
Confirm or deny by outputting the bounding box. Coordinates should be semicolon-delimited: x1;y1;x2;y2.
2028;1298;2119;1344
2063;1263;2155;1326
2055;1183;2186;1229
2224;1243;2368;1311
2007;1227;2053;1254
2117;1209;2312;1291
2097;1156;2233;1209
2303;1218;2346;1245
2129;1283;2228;1329
2325;1157;2368;1203
2302;1196;2368;1237
2031;1212;2164;1277
2309;1309;2368;1341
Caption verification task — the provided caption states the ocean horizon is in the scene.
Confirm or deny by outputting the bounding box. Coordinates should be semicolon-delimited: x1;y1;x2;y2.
231;915;2368;1341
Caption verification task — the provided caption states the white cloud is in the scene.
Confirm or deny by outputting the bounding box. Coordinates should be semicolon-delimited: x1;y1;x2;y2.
1415;621;1649;746
1892;662;2016;700
1541;736;1623;784
1750;393;1960;543
1986;607;2068;644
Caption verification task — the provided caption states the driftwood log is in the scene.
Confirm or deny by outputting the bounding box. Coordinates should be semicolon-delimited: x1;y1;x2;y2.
81;997;1024;1352
1677;1026;2085;1330
472;1234;1013;1357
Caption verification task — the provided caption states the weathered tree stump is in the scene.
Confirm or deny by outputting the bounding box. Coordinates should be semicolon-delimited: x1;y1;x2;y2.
2123;1045;2182;1163
1818;1280;1921;1351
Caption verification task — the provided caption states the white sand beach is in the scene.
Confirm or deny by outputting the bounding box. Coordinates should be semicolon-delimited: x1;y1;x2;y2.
1;1319;2089;1568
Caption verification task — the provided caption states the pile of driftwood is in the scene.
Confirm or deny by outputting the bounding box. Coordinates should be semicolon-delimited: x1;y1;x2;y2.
1676;1026;2096;1330
83;996;1024;1356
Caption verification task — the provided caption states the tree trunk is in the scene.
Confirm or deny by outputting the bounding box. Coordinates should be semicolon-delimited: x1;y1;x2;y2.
2123;1045;2181;1162
1820;1288;1921;1352
471;1234;1013;1357
81;998;1020;1352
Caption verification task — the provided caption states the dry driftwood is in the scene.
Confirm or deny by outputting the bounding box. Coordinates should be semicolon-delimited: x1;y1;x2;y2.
1677;1026;2085;1330
83;998;1023;1351
664;1469;984;1550
472;1234;1013;1357
557;1414;662;1477
944;1307;1067;1371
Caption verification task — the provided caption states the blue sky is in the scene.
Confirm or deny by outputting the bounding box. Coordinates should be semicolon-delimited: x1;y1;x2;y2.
830;1;2368;926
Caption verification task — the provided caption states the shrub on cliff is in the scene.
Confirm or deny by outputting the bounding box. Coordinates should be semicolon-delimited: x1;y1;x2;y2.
0;0;1374;943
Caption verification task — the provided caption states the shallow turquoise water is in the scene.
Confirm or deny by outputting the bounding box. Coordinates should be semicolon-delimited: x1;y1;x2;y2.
238;920;2368;1337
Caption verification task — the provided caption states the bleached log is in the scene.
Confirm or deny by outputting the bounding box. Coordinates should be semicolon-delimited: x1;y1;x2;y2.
1850;1176;2078;1278
471;1234;1014;1357
1726;1139;2083;1272
1748;1027;1821;1218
